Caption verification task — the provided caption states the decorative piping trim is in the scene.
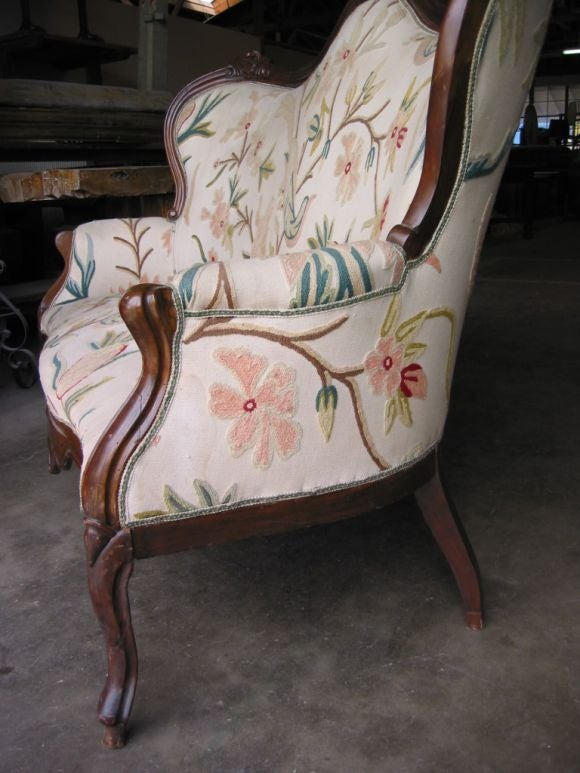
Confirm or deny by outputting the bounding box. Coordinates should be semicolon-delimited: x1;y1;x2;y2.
400;0;442;34
117;289;185;527
406;1;497;267
125;441;438;529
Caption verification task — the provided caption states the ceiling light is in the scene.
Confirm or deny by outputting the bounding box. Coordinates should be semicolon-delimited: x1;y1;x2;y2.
563;48;580;55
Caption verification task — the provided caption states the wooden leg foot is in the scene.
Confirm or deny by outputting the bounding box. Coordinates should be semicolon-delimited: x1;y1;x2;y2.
84;519;138;747
465;610;484;631
415;463;484;630
102;723;127;749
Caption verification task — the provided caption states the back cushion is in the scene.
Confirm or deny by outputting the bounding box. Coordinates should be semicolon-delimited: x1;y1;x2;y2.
287;0;438;251
171;0;438;268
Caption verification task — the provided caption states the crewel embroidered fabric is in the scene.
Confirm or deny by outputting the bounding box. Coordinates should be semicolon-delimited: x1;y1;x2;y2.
38;0;553;526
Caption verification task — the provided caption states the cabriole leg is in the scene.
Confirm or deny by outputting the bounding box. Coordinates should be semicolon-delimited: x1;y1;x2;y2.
415;469;484;631
84;518;138;748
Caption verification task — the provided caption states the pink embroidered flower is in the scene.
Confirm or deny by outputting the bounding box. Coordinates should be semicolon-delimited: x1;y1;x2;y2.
161;227;173;255
385;111;414;171
201;189;229;240
364;336;405;397
334;132;364;203
209;348;302;469
400;363;427;399
208;249;219;263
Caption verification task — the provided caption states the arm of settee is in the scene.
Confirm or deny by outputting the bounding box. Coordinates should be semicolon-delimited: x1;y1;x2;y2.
172;240;406;312
39;217;175;327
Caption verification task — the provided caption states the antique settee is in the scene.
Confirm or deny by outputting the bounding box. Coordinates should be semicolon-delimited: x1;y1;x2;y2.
38;0;552;748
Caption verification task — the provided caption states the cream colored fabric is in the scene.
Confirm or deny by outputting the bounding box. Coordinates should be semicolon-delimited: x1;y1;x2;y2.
44;217;175;313
38;0;553;527
171;0;438;264
174;240;405;311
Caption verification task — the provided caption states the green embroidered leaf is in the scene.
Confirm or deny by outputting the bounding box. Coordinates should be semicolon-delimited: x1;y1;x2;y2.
177;92;229;144
315;385;338;442
284;175;310;242
322;139;331;159
163;485;196;513
229;175;247;208
194;479;220;508
63;377;112;422
384;397;398;436
395;311;428;343
134;510;167;520
258;148;276;191
404;342;427;361
307;216;334;250
380;295;401;337
361;72;378;105
345;83;357;106
222;484;238;505
396;391;412;427
189;122;215;138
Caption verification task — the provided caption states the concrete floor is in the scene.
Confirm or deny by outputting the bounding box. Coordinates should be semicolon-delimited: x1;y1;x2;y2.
1;220;579;772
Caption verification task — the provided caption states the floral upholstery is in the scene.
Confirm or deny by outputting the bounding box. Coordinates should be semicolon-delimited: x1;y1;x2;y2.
39;0;551;526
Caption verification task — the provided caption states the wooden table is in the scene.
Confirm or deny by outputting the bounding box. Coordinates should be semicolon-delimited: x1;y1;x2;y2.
0;165;174;204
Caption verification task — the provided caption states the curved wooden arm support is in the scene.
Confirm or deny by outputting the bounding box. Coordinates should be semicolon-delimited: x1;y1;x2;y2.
81;284;179;529
84;518;136;749
387;0;487;258
47;410;82;473
38;230;74;326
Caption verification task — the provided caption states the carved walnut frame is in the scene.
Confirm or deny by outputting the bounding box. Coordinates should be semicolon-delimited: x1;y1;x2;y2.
41;0;487;748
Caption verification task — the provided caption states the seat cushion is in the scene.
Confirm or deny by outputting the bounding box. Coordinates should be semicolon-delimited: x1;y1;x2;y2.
40;296;141;460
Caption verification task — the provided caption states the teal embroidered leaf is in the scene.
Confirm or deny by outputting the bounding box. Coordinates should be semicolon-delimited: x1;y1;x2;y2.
63;234;96;302
178;263;204;306
308;114;321;142
349;246;373;294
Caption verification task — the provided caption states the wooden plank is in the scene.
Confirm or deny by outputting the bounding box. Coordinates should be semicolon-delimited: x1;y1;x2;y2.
0;79;172;112
0;106;165;148
0;165;174;203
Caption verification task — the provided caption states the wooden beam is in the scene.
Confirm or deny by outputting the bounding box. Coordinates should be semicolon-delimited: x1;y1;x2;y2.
138;0;168;91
